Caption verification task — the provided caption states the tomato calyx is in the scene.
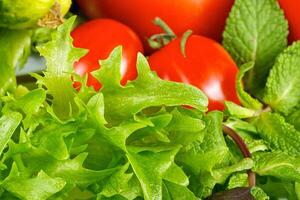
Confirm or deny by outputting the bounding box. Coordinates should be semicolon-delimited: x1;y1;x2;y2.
148;17;176;49
148;18;194;58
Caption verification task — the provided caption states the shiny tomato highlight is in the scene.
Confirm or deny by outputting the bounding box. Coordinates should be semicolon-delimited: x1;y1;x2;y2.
148;35;240;111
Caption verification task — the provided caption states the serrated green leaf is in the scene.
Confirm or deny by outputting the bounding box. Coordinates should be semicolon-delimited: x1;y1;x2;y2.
263;42;300;115
162;163;189;187
163;181;198;200
176;111;228;174
0;112;22;156
93;47;208;123
3;170;66;200
100;163;142;200
36;16;87;119
126;146;180;200
92;46;122;90
166;108;205;146
32;123;78;160
223;0;288;94
254;112;300;156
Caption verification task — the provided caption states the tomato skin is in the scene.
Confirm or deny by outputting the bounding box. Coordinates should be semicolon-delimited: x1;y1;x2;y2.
71;19;144;90
148;35;240;111
278;0;300;43
76;0;234;53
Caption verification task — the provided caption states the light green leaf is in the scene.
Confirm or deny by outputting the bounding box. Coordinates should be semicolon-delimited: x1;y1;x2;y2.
263;42;300;115
36;16;87;119
224;101;258;119
87;93;107;126
32;123;78;160
0;29;31;95
223;0;288;93
254;112;300;156
127;146;180;200
176;111;228;174
167;108;205;146
235;63;263;109
93;47;208;123
3;170;66;200
49;153;118;186
0;112;22;155
100;163;142;200
92;46;122;90
163;181;198;200
100;122;147;151
162;163;189;187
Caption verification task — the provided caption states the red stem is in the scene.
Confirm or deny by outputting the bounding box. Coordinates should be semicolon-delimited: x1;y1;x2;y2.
222;124;256;187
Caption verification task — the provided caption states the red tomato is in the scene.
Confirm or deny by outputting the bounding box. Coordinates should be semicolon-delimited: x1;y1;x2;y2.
71;19;144;90
148;35;240;111
76;0;234;53
278;0;300;43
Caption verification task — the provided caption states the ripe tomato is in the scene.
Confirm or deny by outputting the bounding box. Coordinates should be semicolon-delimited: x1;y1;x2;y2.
71;19;143;90
76;0;234;53
148;35;240;111
278;0;300;43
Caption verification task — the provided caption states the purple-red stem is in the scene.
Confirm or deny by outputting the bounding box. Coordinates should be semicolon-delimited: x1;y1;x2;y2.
222;124;256;187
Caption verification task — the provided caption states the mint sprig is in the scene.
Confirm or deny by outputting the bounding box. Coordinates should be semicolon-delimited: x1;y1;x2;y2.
223;0;288;95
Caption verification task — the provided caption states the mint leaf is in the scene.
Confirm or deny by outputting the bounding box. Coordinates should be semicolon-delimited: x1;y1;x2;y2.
254;112;300;156
263;42;300;115
227;173;248;189
235;63;263;110
251;187;270;200
253;151;300;182
0;29;31;95
223;0;288;94
93;47;208;123
286;106;300;131
257;177;298;199
224;101;258;119
36;16;87;119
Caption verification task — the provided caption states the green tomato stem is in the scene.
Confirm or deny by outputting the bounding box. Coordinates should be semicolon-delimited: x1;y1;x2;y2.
180;29;193;58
